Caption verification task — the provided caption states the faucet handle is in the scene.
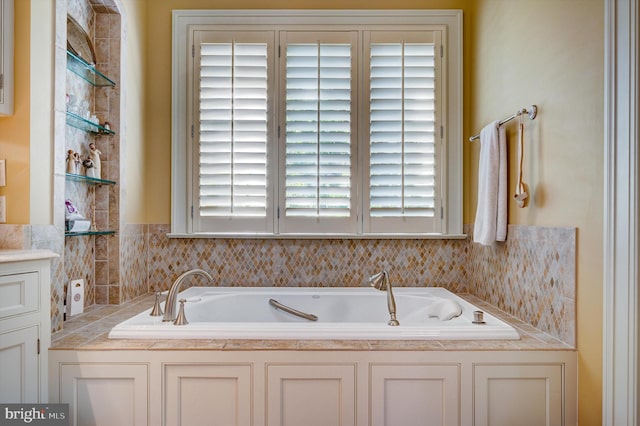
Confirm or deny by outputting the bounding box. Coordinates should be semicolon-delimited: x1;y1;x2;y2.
173;298;189;325
150;292;164;317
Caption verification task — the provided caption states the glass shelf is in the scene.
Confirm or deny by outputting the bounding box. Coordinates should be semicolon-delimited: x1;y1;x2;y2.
65;173;116;186
65;111;115;135
65;230;116;237
66;50;116;87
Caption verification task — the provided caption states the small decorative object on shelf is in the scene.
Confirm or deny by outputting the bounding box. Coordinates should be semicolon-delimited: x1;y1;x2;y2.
103;121;110;131
82;157;94;176
87;142;102;179
65;199;91;233
65;199;83;220
65;150;83;174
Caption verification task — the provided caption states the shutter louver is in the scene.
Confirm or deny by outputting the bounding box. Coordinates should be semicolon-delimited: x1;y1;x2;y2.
285;43;352;217
199;42;268;217
369;42;436;218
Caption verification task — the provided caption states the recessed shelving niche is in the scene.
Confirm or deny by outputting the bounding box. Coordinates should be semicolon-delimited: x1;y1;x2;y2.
57;1;124;315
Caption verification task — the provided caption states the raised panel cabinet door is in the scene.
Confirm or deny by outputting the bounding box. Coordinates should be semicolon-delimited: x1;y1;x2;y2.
163;363;252;426
473;363;564;426
369;364;460;426
0;325;38;402
266;363;356;426
59;363;149;426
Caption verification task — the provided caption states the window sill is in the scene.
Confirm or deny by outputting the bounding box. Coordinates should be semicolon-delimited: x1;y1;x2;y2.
166;232;468;240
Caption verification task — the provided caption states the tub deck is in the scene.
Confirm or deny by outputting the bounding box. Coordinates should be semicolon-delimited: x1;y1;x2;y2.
51;292;573;351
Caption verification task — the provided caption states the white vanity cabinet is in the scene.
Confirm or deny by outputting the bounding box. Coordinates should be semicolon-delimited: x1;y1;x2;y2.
49;349;576;426
0;252;55;403
0;0;13;116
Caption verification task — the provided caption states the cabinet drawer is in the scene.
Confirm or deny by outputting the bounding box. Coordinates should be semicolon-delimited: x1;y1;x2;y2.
0;272;39;320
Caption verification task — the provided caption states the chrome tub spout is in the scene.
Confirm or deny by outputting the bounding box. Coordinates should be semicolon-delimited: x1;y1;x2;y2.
369;270;400;326
163;269;213;322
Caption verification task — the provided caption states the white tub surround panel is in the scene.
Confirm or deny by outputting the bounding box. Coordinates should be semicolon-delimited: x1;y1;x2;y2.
49;349;576;426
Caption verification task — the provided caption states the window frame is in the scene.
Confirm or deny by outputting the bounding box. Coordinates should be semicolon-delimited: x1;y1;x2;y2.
171;10;463;238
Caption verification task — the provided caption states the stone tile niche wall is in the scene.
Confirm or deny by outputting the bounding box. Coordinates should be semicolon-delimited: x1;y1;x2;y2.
56;0;122;331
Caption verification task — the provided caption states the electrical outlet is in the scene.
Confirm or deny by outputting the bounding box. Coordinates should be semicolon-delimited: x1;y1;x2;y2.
0;196;5;223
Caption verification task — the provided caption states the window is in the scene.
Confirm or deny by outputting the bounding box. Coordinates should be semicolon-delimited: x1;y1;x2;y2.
280;32;358;234
172;10;462;237
364;31;441;234
191;31;275;234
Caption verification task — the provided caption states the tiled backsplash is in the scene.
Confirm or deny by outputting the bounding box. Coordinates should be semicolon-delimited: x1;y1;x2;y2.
143;225;469;293
1;223;576;345
466;225;576;346
123;223;575;344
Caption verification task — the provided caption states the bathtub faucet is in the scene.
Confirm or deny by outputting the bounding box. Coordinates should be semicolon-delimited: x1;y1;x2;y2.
369;270;400;326
163;269;213;322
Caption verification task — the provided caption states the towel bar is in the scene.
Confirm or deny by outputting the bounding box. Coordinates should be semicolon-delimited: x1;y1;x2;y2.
469;105;537;141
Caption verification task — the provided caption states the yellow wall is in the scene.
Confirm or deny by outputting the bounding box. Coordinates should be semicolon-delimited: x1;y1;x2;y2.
467;0;603;423
0;0;30;224
144;0;473;223
121;0;148;223
30;0;54;225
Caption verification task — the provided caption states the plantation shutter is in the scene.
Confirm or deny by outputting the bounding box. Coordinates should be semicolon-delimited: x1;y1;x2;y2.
279;32;358;234
365;31;442;233
192;31;275;233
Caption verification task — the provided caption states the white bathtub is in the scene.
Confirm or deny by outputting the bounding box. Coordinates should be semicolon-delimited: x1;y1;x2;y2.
108;287;520;340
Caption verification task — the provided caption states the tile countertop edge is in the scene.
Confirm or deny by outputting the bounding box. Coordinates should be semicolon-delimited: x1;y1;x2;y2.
50;293;575;352
0;249;60;263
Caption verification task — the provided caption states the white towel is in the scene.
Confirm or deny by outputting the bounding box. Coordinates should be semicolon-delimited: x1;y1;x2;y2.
473;121;507;245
